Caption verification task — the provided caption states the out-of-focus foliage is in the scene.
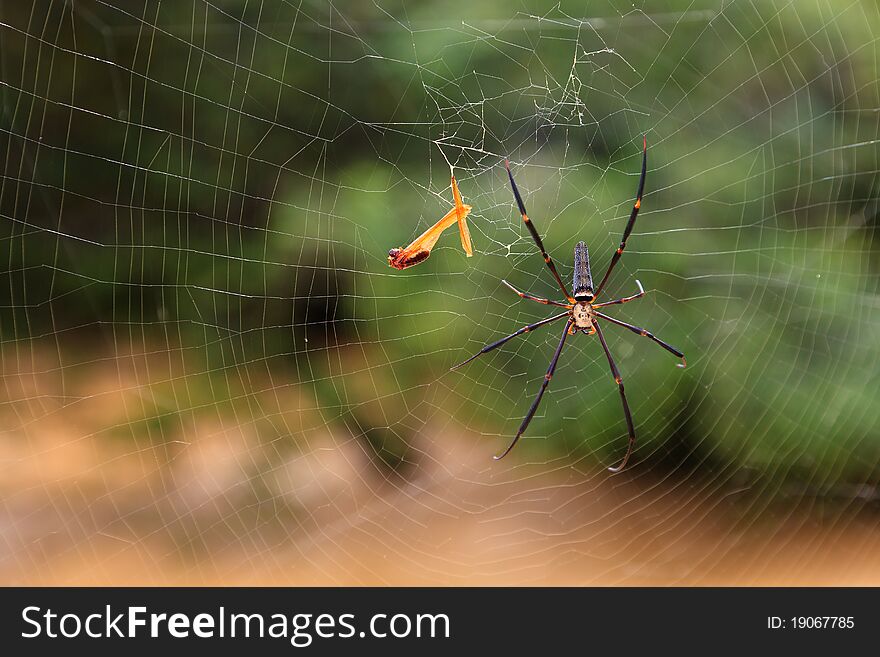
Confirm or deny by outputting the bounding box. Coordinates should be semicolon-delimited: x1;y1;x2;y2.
1;0;878;485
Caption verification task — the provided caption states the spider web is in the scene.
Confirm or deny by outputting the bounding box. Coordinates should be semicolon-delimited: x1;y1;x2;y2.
2;0;879;585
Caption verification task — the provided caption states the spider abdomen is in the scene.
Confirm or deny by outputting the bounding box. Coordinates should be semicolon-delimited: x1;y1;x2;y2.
573;241;594;301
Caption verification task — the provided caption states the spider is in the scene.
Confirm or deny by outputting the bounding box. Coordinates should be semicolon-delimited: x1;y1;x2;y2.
451;137;686;472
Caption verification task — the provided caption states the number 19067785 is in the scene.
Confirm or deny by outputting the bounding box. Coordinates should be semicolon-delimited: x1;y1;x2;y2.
768;616;854;629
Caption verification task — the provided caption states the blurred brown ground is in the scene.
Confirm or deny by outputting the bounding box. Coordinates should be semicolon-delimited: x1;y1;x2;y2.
2;341;879;586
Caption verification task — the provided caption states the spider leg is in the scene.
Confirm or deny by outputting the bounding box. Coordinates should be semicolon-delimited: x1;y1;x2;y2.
504;160;576;303
502;280;573;309
594;311;686;368
495;319;573;460
591;280;646;308
592;320;635;473
450;310;570;371
593;137;648;299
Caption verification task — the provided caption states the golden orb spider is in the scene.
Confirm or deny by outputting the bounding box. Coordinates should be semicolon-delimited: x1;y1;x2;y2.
452;138;686;472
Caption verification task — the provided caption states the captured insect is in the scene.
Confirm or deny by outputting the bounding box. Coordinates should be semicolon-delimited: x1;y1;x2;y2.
451;138;685;472
388;175;473;270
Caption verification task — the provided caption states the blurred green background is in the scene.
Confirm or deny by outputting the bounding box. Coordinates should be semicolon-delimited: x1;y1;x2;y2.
1;0;879;584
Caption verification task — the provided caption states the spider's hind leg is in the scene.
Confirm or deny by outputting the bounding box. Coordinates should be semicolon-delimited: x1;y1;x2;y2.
502;280;572;309
592;280;646;309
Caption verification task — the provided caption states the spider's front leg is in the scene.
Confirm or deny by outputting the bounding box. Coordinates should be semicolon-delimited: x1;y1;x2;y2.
592;320;636;472
594;311;686;368
450;310;570;371
495;318;573;460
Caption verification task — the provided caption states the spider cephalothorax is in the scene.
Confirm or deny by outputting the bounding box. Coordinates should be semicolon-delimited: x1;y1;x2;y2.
571;300;594;332
452;138;686;472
